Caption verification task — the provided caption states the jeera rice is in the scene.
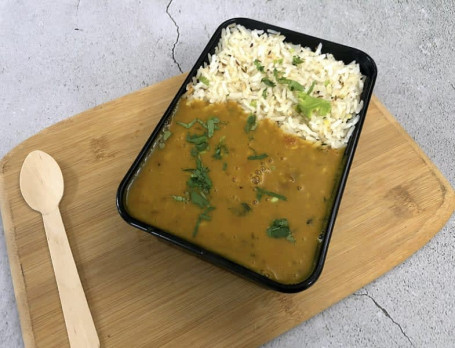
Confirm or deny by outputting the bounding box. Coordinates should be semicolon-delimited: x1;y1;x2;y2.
185;24;365;149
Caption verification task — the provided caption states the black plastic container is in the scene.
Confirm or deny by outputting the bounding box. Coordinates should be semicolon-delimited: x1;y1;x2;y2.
116;18;377;293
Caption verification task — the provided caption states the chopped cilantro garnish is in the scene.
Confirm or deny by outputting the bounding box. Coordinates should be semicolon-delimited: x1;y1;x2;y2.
250;100;257;108
244;114;257;133
207;119;215;138
262;89;267;99
324;80;330;87
190;147;198;157
172;195;187;202
181;130;217;237
280;78;304;91
196;119;208;129
254;59;265;72
292;56;304;65
273;69;304;91
199;75;209;86
247;153;268;160
241;202;252;213
190;191;210;208
163;130;172;141
186;133;208;145
255;187;287;201
274;58;283;64
193;206;215;237
229;202;252;217
180;117;219;136
199;212;212;221
193;217;203;237
276;76;304;91
184;158;212;193
296;91;331;119
213;136;229;160
288;80;305;91
197;142;209;152
261;78;276;87
266;218;295;242
307;81;316;94
266;72;326;118
157;128;172;149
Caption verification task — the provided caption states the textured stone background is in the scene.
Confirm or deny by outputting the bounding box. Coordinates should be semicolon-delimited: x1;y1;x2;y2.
1;1;454;346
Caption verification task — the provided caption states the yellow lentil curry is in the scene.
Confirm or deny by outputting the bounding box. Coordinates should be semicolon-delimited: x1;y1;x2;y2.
125;100;344;284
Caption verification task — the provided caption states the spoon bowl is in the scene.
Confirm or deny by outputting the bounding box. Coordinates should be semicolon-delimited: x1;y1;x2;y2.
20;150;64;214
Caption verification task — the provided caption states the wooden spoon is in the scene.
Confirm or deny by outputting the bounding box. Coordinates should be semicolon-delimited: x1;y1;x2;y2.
19;150;99;348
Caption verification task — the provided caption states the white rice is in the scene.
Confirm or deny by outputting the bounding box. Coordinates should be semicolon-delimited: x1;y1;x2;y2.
184;24;365;149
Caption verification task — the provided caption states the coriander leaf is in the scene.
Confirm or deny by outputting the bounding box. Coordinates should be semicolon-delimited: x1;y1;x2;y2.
186;133;208;145
287;80;305;91
172;195;187;202
241;202;251;212
255;187;287;201
213;136;229;160
207;119;215;138
273;58;283;64
190;147;198;157
229;202;252;217
247;153;268;160
193;216;203;237
196;119;208;129
190;191;210;208
193;217;202;237
205;206;215;213
296;91;331;119
186;132;209;153
307;81;316;94
261;77;276;87
286;234;296;243
262;89;267;99
185;158;212;193
276;76;289;84
195;142;209;152
254;59;265;72
192;206;215;237
212;147;222;160
199;213;212;221
163;130;172;141
199;75;209;86
266;218;294;242
292;56;304;65
276;77;304;91
244;114;257;133
250;100;257;108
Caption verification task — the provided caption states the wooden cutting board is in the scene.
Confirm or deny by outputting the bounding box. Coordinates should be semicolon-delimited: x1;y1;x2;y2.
1;74;454;348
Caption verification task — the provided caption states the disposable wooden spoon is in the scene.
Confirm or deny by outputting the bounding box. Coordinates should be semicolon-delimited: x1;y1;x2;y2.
19;150;99;348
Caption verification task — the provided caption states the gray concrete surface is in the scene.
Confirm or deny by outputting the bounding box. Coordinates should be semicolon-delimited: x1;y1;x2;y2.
1;0;454;346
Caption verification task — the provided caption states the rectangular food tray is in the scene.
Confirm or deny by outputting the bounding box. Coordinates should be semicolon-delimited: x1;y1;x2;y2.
116;17;377;293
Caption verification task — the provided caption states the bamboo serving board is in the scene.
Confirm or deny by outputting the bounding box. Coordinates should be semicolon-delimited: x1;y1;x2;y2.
1;74;454;348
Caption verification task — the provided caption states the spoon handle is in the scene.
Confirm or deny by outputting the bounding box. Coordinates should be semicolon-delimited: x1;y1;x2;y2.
42;208;100;348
